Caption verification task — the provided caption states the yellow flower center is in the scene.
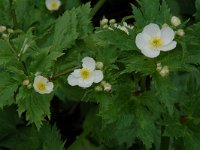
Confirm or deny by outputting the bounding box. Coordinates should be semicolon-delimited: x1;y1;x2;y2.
149;37;163;49
36;81;46;91
50;2;58;9
80;68;91;79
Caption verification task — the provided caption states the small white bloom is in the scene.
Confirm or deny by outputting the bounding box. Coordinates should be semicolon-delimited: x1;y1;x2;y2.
0;26;6;32
96;61;104;70
171;16;181;27
159;66;169;77
45;0;61;11
33;75;54;94
113;22;133;35
123;22;134;30
104;82;112;92
176;29;185;37
67;57;104;88
135;23;177;58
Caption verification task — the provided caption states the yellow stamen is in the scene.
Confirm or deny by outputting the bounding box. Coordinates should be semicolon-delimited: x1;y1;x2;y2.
80;68;91;79
149;37;163;49
50;2;58;9
36;81;46;91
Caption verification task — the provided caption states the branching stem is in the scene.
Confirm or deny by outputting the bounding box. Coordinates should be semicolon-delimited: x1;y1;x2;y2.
91;0;106;17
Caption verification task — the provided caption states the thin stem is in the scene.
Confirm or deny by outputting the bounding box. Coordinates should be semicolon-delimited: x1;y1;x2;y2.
90;0;106;17
50;66;80;80
9;0;18;28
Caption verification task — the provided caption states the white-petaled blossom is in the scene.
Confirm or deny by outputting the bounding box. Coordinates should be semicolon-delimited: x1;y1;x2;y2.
176;29;185;37
33;75;54;94
109;19;116;25
135;23;177;58
67;57;104;88
45;0;61;11
171;16;181;26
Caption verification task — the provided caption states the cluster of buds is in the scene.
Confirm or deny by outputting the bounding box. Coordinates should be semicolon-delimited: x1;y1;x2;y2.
0;25;14;39
156;63;169;77
100;16;116;29
95;80;112;92
22;79;32;89
170;16;185;37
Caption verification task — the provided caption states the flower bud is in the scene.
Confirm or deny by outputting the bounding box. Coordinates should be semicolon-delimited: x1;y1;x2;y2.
159;66;169;77
27;84;32;89
0;26;6;32
22;79;30;86
101;80;107;86
104;83;112;92
156;63;162;71
176;29;185;37
100;17;108;26
95;86;103;92
102;25;109;29
8;28;14;33
2;33;9;39
162;23;169;28
96;62;104;70
109;19;116;25
171;16;181;26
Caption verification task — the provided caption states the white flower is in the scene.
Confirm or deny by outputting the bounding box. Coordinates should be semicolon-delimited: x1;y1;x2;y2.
176;29;185;37
171;16;181;26
113;22;133;35
33;75;54;94
22;79;30;86
109;19;116;25
135;23;177;58
45;0;61;11
67;57;104;88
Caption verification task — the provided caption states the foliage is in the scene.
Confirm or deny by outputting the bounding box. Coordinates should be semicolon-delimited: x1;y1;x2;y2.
0;0;200;149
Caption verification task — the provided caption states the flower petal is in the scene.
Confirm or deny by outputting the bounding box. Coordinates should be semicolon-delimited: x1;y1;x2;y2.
161;27;175;45
92;70;104;83
46;82;54;93
143;23;161;37
136;33;150;50
140;47;160;58
78;78;93;88
82;57;96;71
34;75;48;83
160;41;177;51
72;69;81;78
67;75;78;86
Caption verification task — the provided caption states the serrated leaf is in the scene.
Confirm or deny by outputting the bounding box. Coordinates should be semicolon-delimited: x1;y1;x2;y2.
16;87;53;129
0;72;18;108
53;3;92;51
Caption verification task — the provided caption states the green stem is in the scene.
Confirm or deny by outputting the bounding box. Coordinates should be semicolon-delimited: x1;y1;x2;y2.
160;126;170;150
50;66;80;80
90;0;106;17
9;0;18;28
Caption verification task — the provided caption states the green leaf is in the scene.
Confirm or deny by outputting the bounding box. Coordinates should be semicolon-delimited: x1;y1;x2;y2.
0;0;12;26
16;86;53;129
0;39;16;65
132;0;171;27
122;53;156;75
53;3;92;51
0;72;18;108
